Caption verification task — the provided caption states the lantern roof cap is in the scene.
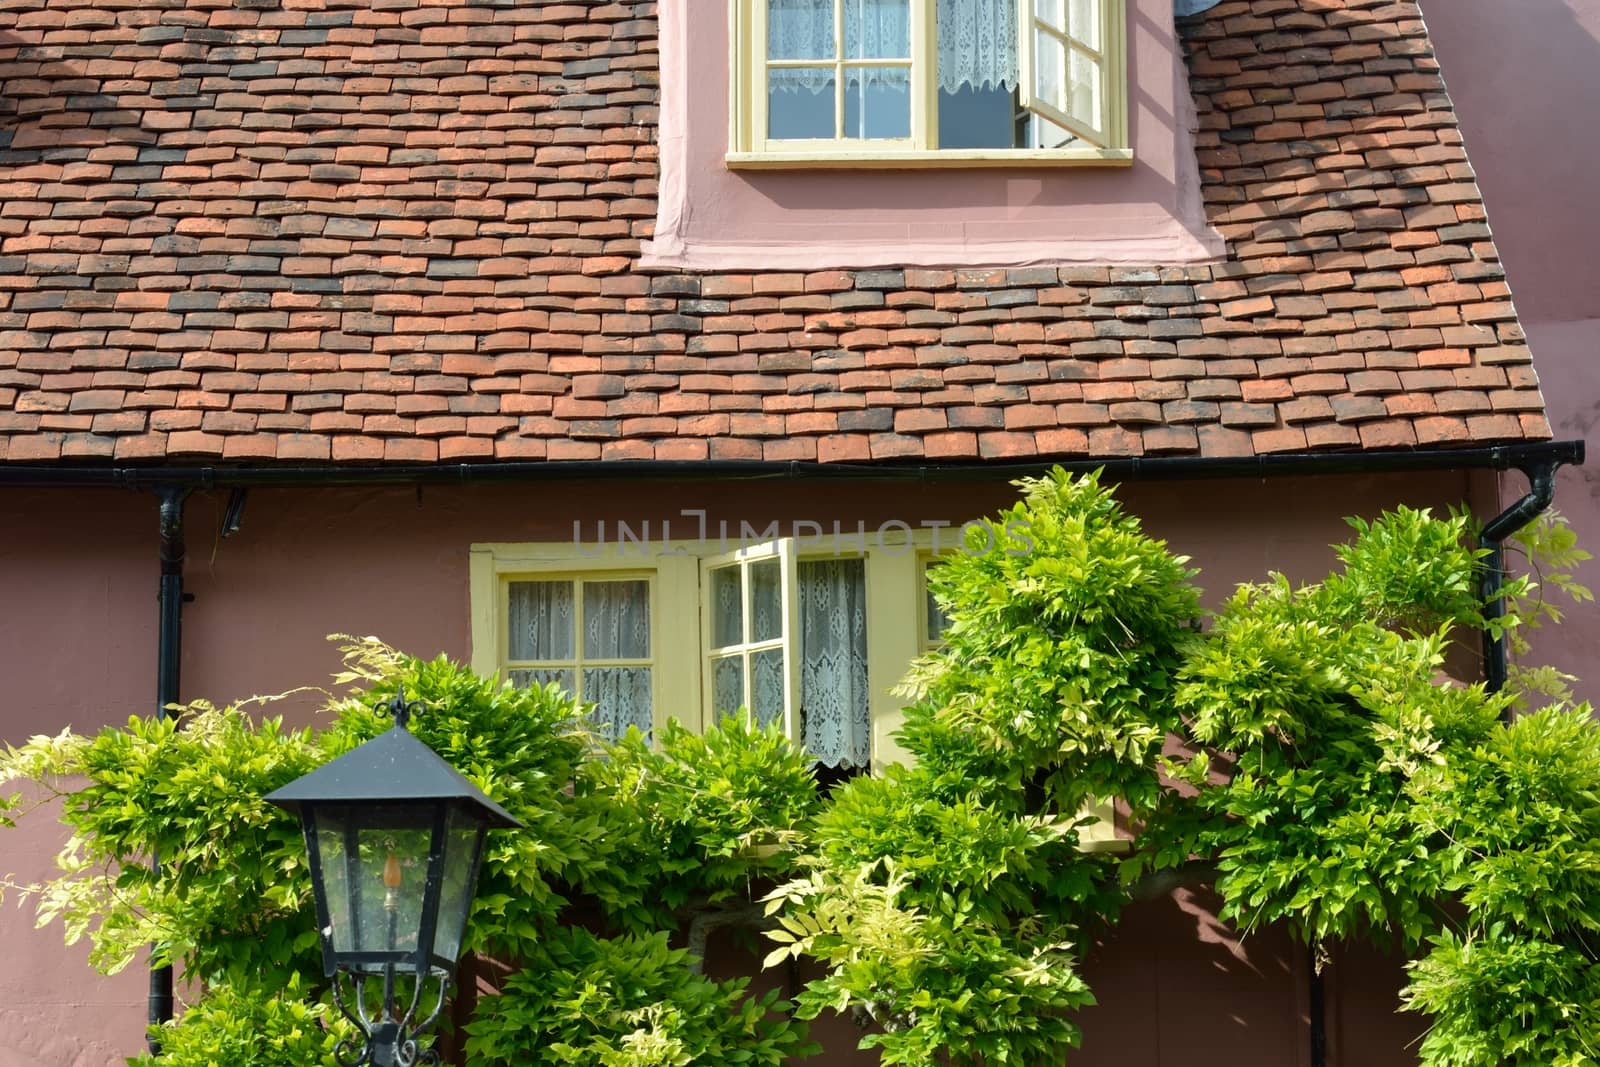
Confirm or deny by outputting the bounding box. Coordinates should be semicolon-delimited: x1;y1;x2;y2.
265;724;521;828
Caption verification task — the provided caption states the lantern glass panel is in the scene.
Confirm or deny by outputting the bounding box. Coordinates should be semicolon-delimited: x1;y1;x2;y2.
433;805;488;965
312;803;439;971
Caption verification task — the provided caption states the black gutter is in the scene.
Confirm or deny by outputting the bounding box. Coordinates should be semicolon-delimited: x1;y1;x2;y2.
0;440;1584;490
148;486;189;1053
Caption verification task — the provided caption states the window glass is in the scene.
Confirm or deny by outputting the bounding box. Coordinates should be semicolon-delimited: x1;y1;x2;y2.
770;71;837;140
751;558;783;642
751;647;787;727
711;566;744;648
844;0;910;58
769;0;836;59
508;581;574;662
844;70;911;139
921;558;952;649
507;578;652;740
583;580;649;659
937;83;1015;149
713;656;746;716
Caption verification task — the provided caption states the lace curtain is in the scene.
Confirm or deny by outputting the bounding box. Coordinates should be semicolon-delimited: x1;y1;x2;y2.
508;580;652;741
767;0;1018;93
799;559;871;769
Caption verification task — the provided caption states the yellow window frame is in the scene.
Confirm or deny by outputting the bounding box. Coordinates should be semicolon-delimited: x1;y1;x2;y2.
727;0;1131;168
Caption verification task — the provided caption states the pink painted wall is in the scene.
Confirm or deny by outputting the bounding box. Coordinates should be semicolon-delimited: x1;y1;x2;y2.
1422;0;1600;699
643;0;1226;269
0;471;1482;1064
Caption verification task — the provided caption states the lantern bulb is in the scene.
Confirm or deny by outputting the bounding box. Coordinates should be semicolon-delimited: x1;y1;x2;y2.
382;851;403;908
383;851;402;889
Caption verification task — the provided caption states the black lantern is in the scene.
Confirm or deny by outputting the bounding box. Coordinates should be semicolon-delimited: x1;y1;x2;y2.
266;692;520;1067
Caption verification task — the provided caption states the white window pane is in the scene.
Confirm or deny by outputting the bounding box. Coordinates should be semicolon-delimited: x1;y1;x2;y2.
509;667;575;693
1069;0;1100;51
799;559;870;768
1036;0;1063;24
1034;27;1066;112
713;655;745;715
583;667;653;740
583;580;650;659
751;648;786;729
843;67;911;139
844;0;910;58
751;559;783;643
711;566;744;648
508;581;574;661
1069;48;1100;128
769;0;835;59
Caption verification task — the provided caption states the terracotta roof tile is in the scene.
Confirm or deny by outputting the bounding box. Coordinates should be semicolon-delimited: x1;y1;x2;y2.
0;0;1551;466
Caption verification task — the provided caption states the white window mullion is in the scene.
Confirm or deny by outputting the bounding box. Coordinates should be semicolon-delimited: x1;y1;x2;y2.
834;0;846;140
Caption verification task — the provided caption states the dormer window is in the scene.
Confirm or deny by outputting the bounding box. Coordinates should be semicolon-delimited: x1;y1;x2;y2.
728;0;1131;167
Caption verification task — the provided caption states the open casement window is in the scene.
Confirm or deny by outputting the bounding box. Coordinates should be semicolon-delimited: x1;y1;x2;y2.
728;0;1129;167
701;542;876;770
703;539;802;741
1017;0;1118;149
503;575;656;741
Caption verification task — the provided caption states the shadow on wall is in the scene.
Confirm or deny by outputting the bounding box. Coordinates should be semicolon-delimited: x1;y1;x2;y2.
1423;0;1600;702
1421;0;1600;326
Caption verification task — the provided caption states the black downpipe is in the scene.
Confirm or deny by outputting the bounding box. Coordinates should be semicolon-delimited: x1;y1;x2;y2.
1309;946;1327;1067
149;486;189;1052
1481;461;1561;698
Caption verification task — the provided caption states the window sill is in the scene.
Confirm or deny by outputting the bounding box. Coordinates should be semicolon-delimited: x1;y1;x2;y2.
725;147;1135;170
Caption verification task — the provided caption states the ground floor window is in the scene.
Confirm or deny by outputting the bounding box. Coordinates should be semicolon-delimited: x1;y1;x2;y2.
471;531;929;769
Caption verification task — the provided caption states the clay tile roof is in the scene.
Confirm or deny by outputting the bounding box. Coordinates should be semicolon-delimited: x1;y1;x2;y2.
0;0;1550;466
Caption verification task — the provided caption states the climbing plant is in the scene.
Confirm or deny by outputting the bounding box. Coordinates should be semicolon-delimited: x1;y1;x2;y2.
2;469;1595;1067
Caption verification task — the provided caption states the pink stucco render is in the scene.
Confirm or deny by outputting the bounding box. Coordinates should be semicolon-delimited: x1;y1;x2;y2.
641;0;1227;269
1423;0;1600;701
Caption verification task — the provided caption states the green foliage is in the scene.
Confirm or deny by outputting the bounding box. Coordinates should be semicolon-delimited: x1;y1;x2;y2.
128;977;352;1067
464;927;810;1067
574;716;820;934
765;861;1091;1065
0;703;323;987
898;468;1201;820
6;472;1600;1067
1405;930;1600;1067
